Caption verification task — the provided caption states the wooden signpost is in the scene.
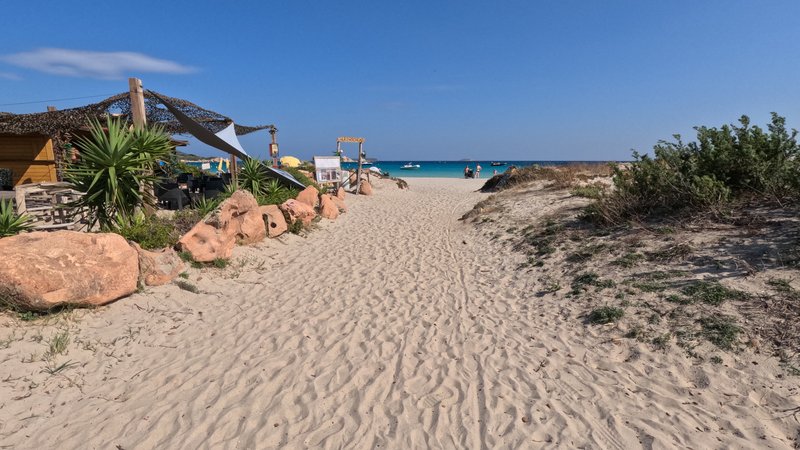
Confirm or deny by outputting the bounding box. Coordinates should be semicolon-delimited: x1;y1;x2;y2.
336;136;365;193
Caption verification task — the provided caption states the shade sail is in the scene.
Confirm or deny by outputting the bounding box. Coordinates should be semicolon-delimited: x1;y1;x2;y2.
149;91;306;190
214;123;248;157
148;91;249;161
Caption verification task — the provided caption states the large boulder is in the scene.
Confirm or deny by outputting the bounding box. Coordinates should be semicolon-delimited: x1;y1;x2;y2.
336;187;346;200
178;222;235;263
280;199;317;227
319;194;339;220
330;195;347;213
0;231;139;311
358;180;373;196
132;243;184;286
259;204;288;237
178;190;265;261
214;190;266;245
296;186;320;209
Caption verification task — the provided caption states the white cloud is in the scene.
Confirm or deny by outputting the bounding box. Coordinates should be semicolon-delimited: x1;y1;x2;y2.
0;72;22;80
0;48;197;79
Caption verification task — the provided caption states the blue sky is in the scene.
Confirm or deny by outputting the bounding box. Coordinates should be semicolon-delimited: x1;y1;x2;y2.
1;0;799;161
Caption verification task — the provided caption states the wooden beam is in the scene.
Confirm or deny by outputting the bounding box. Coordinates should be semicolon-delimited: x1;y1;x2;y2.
128;77;147;129
356;142;363;194
337;136;365;143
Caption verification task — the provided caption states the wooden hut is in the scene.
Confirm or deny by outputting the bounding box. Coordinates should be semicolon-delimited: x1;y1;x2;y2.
0;132;57;186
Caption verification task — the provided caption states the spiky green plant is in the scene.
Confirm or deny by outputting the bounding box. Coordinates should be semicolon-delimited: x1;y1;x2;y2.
65;117;172;229
256;178;296;205
0;199;33;238
193;196;220;217
239;158;267;196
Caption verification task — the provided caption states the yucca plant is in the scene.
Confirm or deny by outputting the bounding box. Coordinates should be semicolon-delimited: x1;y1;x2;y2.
193;196;220;217
65;117;172;229
239;158;267;196
0;199;33;238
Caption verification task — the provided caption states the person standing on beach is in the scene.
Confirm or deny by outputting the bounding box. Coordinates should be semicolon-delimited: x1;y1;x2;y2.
475;164;482;178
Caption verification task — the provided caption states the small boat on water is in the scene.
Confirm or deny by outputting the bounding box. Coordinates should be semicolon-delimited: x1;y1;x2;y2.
490;162;506;166
400;162;421;170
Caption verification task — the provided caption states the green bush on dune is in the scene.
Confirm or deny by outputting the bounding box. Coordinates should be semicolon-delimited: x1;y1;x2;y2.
586;113;800;224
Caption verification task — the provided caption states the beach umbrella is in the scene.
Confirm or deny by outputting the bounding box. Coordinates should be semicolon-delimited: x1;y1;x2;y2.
280;156;301;168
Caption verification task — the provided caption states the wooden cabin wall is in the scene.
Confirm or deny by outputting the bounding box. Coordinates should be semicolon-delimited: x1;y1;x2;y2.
0;135;58;186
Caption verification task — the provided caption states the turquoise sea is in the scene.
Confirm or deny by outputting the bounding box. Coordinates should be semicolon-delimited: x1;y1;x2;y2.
341;161;605;178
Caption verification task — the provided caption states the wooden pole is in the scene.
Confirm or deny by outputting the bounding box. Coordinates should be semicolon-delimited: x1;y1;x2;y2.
128;77;147;129
356;142;363;194
230;154;238;186
129;78;152;213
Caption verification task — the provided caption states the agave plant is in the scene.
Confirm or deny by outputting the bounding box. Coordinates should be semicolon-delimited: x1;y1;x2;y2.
257;178;297;205
65;117;172;229
239;158;267;196
0;199;33;238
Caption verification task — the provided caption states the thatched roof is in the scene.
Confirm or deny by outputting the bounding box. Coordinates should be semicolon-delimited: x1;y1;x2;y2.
0;90;275;138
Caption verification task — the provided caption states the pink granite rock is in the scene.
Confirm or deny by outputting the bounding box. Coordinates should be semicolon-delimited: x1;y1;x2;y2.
359;180;373;196
131;243;184;286
319;194;339;220
259;204;288;237
296;186;320;209
0;231;139;311
178;222;235;263
280;199;317;227
330;195;347;213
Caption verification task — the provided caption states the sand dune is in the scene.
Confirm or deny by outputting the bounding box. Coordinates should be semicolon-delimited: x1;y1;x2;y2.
0;177;797;449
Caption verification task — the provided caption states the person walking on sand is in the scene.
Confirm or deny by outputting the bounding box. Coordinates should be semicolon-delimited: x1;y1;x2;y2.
475;164;482;178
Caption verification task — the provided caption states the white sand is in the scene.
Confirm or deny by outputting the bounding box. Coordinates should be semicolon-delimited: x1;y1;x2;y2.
0;177;797;449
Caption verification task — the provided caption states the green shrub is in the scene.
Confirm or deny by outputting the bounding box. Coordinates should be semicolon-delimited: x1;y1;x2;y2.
613;252;644;268
588;306;624;324
115;213;179;250
0;199;33;238
700;315;740;349
586;113;800;224
571;183;605;199
284;166;325;192
172;209;203;235
681;280;748;305
288;219;304;234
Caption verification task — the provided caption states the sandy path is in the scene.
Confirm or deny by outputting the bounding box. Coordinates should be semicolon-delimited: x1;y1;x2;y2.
0;178;797;449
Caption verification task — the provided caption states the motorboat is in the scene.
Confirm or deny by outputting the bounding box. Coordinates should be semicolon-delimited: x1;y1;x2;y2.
400;163;421;170
490;162;506;166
